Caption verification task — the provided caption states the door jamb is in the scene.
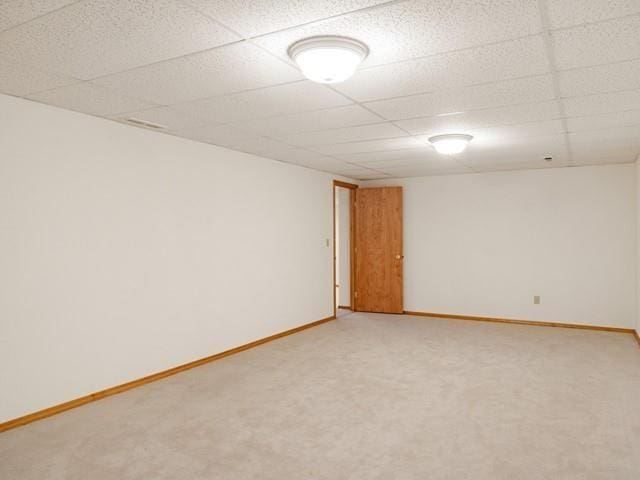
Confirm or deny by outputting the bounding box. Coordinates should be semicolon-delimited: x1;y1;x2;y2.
333;180;358;318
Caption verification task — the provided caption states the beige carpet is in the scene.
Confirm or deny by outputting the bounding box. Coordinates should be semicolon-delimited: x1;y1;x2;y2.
2;312;640;479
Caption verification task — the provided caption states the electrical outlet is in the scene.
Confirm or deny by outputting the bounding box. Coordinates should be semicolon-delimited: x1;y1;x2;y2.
533;295;540;305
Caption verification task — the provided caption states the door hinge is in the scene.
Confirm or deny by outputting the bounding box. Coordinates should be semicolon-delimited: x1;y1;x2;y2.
354;291;358;298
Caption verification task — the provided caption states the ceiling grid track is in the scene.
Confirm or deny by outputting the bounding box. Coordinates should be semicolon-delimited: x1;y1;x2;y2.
536;0;574;166
0;0;85;36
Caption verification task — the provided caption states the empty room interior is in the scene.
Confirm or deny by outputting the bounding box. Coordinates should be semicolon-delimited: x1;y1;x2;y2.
2;0;640;478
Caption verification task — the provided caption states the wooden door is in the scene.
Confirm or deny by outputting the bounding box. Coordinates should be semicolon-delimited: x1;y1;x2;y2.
354;187;403;313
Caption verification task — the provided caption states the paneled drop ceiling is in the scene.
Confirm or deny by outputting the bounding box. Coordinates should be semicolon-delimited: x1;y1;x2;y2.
1;0;639;179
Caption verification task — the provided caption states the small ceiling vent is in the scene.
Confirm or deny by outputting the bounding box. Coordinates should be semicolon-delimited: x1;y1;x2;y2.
122;117;167;130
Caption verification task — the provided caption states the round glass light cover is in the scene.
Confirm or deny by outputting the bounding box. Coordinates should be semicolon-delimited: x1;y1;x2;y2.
288;36;368;84
428;134;473;155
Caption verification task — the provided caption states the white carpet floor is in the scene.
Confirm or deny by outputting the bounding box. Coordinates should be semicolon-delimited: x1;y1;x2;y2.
2;312;640;479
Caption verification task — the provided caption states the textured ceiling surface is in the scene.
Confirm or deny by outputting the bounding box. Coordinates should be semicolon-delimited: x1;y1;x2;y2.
1;0;639;179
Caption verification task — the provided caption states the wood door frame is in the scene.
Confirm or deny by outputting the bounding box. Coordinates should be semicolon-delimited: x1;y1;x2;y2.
333;180;358;317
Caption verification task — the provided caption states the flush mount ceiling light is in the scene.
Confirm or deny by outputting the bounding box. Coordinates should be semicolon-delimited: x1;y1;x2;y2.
428;134;473;155
288;35;369;84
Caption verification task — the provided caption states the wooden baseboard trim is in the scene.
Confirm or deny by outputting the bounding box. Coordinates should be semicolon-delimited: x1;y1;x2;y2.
404;311;635;334
338;305;352;310
0;315;335;434
634;330;640;347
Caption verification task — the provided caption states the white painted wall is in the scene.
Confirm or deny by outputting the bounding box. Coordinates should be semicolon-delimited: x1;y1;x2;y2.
336;187;351;307
0;94;342;423
364;165;637;328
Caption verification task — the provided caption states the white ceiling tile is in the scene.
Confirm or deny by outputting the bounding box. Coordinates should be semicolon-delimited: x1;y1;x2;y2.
468;159;571;172
285;155;355;170
335;147;436;164
465;120;566;142
375;162;472;177
365;75;556;120
185;0;390;38
569;126;640;163
25;82;156;116
170;80;350;124
354;156;440;169
557;59;640;98
310;136;427;155
0;57;78;96
346;171;390;180
108;106;206;132
276;123;407;147
260;148;336;165
567;110;640;132
254;0;542;68
563;90;640;117
278;155;377;177
545;0;640;29
230;104;381;136
325;166;387;179
93;42;303;105
334;36;550;102
0;0;75;32
0;0;240;79
570;125;640;141
240;144;322;163
571;126;640;163
396;101;562;135
456;135;570;170
551;15;640;71
571;147;639;165
569;126;640;151
173;123;347;167
174;124;275;151
173;124;346;167
291;156;349;168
